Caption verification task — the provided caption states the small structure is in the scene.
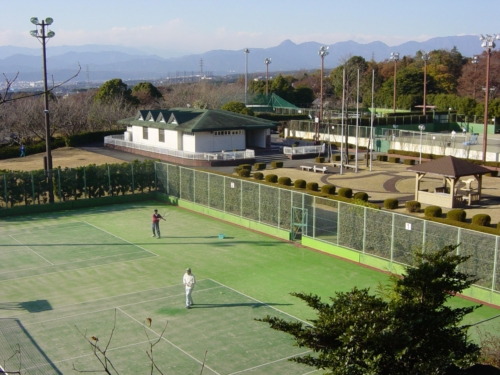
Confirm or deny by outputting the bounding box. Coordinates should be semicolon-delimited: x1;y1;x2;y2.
407;156;492;208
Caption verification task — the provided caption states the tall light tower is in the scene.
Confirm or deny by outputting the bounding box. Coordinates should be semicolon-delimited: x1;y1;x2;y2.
264;57;272;97
422;52;429;116
479;34;499;163
318;46;329;144
390;52;400;113
30;16;55;203
244;48;249;105
472;55;479;100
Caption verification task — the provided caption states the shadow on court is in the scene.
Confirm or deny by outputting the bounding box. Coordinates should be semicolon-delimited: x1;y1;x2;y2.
0;299;53;313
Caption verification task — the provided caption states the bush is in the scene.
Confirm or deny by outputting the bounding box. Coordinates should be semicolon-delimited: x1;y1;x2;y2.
278;176;292;186
321;184;336;195
384;198;399;209
389;157;400;163
253;172;264;180
403;159;416;165
332;154;341;161
472;214;491;226
265;174;278;183
486;170;499;177
233;166;242;173
447;209;466;222
294;179;307;189
353;192;369;202
405;200;421;213
270;161;283;168
377;155;388;162
254;162;266;171
306;182;319;192
239;164;252;171
338;187;353;198
238;169;251;177
425;205;442;218
315;156;325;163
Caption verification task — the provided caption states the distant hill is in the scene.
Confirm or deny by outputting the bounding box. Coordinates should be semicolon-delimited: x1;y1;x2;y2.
0;35;484;82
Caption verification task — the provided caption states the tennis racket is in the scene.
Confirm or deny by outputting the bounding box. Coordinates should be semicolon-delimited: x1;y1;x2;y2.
163;212;170;219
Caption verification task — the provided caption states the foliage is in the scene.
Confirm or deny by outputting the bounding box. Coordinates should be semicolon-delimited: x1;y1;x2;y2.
383;198;399;209
294;179;306;189
131;82;163;106
264;174;278;183
425;205;443;217
321;184;336;195
253;172;264;180
254;162;266;171
337;187;353;198
258;245;481;375
94;78;139;105
353;192;368;202
278;176;292;186
306;182;318;191
270;161;283;168
405;200;421;213
447;209;466;222
472;214;491;227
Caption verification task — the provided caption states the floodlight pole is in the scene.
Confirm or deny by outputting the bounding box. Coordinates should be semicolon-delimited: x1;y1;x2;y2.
264;57;271;97
31;17;55;203
479;34;499;163
244;48;249;105
318;46;329;145
419;124;426;164
422;52;429;116
390;52;400;113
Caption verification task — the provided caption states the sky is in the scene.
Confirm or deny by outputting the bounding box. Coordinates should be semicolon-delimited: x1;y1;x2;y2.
1;0;498;58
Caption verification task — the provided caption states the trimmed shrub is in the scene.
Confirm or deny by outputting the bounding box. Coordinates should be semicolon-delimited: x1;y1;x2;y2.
315;156;325;163
264;174;278;183
338;187;353;198
253;172;264;180
447;209;466;222
383;198;399;209
424;205;442;218
472;214;491;226
321;184;336;195
389;157;400;163
239;164;252;171
403;159;416;165
254;162;266;171
238;169;250;177
306;182;319;192
233;166;242;173
278;176;292;186
405;200;421;213
353;192;369;202
332;154;341;161
294;179;307;189
377;155;388;162
270;161;283;168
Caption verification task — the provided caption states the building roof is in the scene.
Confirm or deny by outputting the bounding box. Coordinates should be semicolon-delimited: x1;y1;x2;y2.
118;108;279;132
406;156;491;178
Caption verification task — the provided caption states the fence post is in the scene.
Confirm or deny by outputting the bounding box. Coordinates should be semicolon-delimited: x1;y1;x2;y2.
493;237;499;292
31;171;35;203
57;168;62;202
390;213;395;263
107;164;111;195
4;174;8;208
84;167;87;199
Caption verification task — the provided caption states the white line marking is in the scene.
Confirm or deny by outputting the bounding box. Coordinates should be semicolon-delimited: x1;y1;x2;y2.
207;279;313;326
9;235;54;265
117;307;220;375
228;350;312;375
83;221;159;257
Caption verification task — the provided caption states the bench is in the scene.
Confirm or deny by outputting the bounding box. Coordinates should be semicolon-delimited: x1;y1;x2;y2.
313;165;328;174
332;162;356;170
300;165;312;171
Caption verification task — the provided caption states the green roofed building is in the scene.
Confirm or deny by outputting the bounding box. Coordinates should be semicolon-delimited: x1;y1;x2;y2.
105;108;279;166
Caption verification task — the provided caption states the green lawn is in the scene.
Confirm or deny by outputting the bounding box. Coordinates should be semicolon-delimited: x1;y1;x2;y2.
0;201;498;374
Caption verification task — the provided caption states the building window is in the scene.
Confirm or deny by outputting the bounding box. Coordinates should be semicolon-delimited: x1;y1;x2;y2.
143;127;148;140
159;129;165;142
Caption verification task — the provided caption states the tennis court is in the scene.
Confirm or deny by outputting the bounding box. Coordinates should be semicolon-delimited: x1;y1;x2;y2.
0;201;499;374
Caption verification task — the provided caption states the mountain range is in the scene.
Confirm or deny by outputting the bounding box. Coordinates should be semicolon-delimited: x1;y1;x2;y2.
0;35;485;83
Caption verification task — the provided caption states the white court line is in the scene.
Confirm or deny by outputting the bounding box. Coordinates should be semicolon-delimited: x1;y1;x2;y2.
117;307;220;375
227;350;312;375
83;221;159;257
9;235;54;266
207;278;313;326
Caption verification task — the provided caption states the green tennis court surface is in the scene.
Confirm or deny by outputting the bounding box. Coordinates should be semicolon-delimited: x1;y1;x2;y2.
0;202;499;374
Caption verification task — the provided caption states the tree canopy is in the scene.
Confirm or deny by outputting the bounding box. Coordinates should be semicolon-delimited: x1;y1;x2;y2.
94;78;139;105
258;245;481;375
